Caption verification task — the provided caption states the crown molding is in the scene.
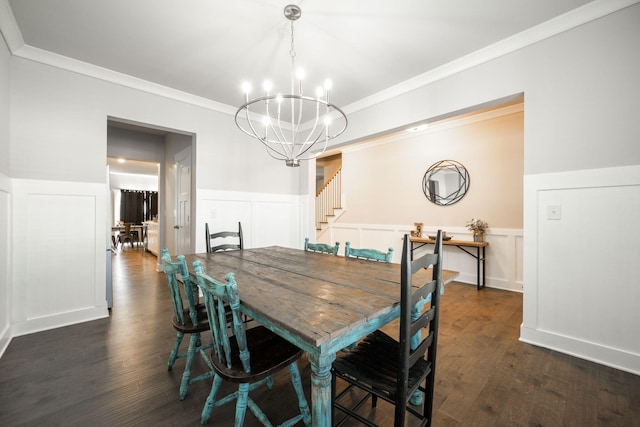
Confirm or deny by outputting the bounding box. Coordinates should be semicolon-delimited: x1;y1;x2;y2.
1;0;637;118
342;0;640;115
0;0;24;52
13;45;237;115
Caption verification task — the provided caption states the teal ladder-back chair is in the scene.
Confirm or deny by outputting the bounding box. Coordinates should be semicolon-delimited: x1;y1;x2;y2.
161;249;214;400
331;231;444;427
304;237;340;255
344;242;394;263
192;261;311;426
342;242;394;352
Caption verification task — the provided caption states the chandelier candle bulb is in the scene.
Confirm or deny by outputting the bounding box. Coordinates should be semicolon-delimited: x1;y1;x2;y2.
263;80;273;95
241;82;251;102
324;79;332;103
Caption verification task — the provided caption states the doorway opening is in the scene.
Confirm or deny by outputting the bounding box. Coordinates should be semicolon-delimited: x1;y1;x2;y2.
106;118;195;308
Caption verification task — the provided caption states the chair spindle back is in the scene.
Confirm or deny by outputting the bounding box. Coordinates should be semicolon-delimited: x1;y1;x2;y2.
193;261;251;373
344;242;394;263
304;237;340;255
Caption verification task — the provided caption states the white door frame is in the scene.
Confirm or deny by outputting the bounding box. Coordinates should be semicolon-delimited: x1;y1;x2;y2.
175;146;192;254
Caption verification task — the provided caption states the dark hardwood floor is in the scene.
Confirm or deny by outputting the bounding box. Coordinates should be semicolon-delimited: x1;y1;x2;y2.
1;248;638;426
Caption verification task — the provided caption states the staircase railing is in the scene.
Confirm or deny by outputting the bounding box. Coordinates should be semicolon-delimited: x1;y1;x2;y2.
316;168;342;230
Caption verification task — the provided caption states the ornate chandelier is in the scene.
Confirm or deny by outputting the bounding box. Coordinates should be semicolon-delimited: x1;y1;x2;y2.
234;4;348;167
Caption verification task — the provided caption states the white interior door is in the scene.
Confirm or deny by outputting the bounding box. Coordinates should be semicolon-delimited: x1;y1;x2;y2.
175;147;192;254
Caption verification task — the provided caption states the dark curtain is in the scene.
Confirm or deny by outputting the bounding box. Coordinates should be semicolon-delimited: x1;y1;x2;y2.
120;190;145;224
146;191;158;220
120;190;159;223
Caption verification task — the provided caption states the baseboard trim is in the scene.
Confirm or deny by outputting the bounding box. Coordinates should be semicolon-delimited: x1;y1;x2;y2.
520;325;640;376
0;325;11;359
11;306;109;338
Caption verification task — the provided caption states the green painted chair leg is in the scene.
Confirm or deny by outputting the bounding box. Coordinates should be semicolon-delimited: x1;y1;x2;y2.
179;333;200;400
201;375;223;424
247;397;273;426
235;383;250;426
167;332;184;370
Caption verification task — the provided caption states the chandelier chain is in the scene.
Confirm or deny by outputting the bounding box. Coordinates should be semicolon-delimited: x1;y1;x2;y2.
289;20;296;59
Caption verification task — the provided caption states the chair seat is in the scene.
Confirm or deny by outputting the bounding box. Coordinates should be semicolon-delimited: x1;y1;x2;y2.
171;303;210;334
210;325;304;384
333;330;431;401
172;302;235;334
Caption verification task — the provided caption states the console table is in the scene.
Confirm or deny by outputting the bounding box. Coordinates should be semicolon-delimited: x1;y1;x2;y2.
410;236;488;290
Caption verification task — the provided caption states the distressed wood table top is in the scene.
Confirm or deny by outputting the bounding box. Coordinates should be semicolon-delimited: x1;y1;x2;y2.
183;246;458;426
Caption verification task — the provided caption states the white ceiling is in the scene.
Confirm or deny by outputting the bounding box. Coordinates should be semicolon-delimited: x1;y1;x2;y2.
4;0;603;114
107;157;159;176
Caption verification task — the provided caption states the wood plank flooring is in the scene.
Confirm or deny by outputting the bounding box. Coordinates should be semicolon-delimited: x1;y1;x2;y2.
0;248;639;426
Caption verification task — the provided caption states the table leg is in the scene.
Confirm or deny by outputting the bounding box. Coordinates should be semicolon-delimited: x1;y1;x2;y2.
482;246;486;289
477;247;481;290
308;352;336;427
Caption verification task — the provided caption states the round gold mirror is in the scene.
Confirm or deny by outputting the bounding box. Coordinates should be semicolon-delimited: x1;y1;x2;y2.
422;160;470;206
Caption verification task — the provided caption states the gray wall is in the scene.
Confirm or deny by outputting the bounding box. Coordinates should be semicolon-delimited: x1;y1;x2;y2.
0;33;9;175
0;34;9;355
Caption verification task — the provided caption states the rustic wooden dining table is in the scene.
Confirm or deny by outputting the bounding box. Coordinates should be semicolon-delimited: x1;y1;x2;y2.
183;246;459;427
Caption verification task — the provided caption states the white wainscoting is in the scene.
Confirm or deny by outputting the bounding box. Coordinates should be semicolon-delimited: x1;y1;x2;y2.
318;223;523;292
0;172;11;357
11;179;109;337
521;165;640;375
197;189;306;253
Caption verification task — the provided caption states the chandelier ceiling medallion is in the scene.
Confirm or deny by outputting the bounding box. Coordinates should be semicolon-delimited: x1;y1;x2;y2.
234;4;348;167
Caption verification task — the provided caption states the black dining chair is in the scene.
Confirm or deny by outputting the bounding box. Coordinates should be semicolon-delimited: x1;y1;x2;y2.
304;237;340;255
331;231;444;427
192;261;311;426
344;241;394;263
160;249;214;400
205;222;243;252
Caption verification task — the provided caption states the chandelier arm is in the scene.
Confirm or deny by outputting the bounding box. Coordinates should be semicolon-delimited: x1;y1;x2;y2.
237;96;297;159
272;100;294;158
293;128;327;160
295;101;321;158
267;124;293;159
325;103;349;138
273;99;287;146
263;96;291;158
264;145;288;161
294;93;304;135
242;106;268;145
238;105;289;160
235;106;263;140
289;96;297;151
